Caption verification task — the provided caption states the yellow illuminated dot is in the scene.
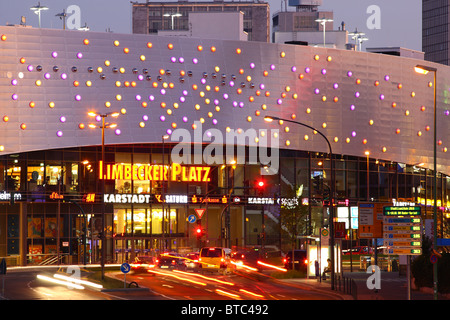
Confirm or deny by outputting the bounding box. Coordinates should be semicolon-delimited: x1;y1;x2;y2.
0;145;4;151
382;147;387;152
247;116;252;122
405;110;410;116
205;98;210;104
83;39;89;45
411;92;416;97
322;96;327;102
327;56;332;62
226;127;231;133
139;122;145;128
346;138;351;143
141;102;147;108
285;140;291;146
195;104;200;110
208;112;213;118
334;137;339;142
369;119;374;125
104;60;110;66
116;95;122;101
105;101;111;108
249;96;254;102
210;46;216;52
160;102;166;108
304;135;309;141
285;86;291;92
115;81;121;87
363;139;368;144
216;106;221;112
173;103;179;109
200;118;205;123
280;51;286;58
86;80;92;87
215;66;220;72
114;40;120;46
322;122;327;128
236;48;241;54
314;54;320;61
261;104;267;110
140;55;146;61
119;67;125;74
306;108;311;114
199;91;205;98
97;67;103;73
292;93;298;99
417;131;422;137
444;147;448;152
172;123;177;129
49;102;55;108
120;108;126;114
35;80;42;86
197;45;203;51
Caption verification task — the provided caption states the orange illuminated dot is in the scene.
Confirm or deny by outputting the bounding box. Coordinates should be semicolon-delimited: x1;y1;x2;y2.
280;51;286;58
20;123;26;130
249;96;254;102
255;110;261;116
281;92;286;98
3;116;9;122
20;57;26;64
168;43;174;50
396;128;401;134
392;102;397;108
192;84;198;90
197;45;203;51
147;42;153;48
265;91;270;97
291;113;296;119
425;125;430;131
73;81;79;87
29;101;35;108
1;34;7;41
168;82;174;89
131;81;137;87
263;71;269;77
334;97;339;103
421;106;426;112
79;123;85;129
299;74;304;79
192;123;197;130
438;140;443;145
210;46;216;52
161;102;166;108
159;69;165;75
239;68;244;75
374;80;379;86
123;47;130;54
362;139;368;144
172;123;177;129
398;83;402;89
356;79;361;85
142;102;148;108
83;39;89;45
237;88;242;94
236;48;241;54
152;82;158;88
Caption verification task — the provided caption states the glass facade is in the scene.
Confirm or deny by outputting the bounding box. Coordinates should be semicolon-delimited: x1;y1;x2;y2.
0;144;449;266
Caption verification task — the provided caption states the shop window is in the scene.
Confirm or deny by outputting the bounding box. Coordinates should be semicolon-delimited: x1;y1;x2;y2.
6;161;21;191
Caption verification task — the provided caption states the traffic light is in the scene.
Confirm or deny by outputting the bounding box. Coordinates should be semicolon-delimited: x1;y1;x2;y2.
312;175;323;194
256;179;265;195
195;223;206;240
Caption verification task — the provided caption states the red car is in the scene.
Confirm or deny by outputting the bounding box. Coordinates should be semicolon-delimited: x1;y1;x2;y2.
130;256;156;273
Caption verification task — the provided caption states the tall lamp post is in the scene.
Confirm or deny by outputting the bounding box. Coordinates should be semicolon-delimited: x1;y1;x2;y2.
348;28;366;51
315;17;334;48
264;115;336;290
163;13;182;30
414;64;438;300
88;111;120;280
30;2;49;28
161;134;169;252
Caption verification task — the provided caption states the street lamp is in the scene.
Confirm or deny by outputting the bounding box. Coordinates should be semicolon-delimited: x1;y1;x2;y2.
30;2;49;28
55;9;67;30
348;28;366;51
161;134;169;252
364;151;370;201
88;111;120;280
315;17;334;48
264;115;336;290
163;12;182;30
414;64;438;300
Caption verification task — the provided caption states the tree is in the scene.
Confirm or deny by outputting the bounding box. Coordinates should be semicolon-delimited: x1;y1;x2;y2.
279;185;309;269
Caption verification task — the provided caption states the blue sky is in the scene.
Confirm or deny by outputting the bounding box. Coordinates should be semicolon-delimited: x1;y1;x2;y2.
0;0;421;51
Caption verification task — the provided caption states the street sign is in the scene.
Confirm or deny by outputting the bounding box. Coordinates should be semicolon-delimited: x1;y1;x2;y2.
383;206;421;216
120;262;131;274
188;214;197;223
358;202;389;238
320;228;329;245
194;208;206;219
383;206;422;255
430;254;438;264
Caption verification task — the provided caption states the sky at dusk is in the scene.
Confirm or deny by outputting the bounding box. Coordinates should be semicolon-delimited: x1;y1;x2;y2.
0;0;421;51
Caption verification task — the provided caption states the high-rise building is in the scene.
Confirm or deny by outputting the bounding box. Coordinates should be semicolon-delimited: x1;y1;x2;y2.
422;0;450;65
131;0;270;42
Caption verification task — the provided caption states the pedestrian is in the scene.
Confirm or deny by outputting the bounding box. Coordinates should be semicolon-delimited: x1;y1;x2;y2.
322;258;331;280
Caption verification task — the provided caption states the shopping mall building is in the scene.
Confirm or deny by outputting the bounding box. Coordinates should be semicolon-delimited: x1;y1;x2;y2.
0;25;449;266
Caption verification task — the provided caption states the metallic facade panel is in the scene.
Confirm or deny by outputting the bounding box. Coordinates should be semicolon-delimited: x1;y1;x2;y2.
0;26;448;175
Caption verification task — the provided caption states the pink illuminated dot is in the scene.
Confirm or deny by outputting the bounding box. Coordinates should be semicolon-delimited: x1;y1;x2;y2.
179;57;184;63
355;92;360;98
250;63;255;69
56;131;63;137
52;51;58;58
61;73;67;80
351;131;356;137
347;71;353;77
44;73;51;79
60;116;66;123
135;95;142;101
27;65;34;72
75;94;81;101
333;83;339;89
77;52;83;59
182;116;188;122
291;66;297;72
192;58;198;64
143;115;149;121
170;57;177;63
166;129;172;135
350;104;356;111
270;64;275;70
379;94;385;100
149;95;155;101
11;79;17;85
115;129;121;135
305;67;311;73
160;116;166;121
212;119;218;125
11;94;18;100
277;99;282;105
321;69;327;75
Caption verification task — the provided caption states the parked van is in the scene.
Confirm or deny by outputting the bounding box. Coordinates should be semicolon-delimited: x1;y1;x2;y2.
198;247;232;274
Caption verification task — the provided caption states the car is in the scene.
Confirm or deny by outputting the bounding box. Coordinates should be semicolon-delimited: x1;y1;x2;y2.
184;252;200;271
130;256;156;273
156;252;186;270
283;250;308;271
230;248;262;271
198;247;232;274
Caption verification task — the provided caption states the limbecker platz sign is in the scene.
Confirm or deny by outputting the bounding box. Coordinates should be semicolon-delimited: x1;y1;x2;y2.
99;161;211;182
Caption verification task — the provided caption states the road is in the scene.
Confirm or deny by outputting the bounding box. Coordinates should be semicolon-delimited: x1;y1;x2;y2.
0;266;342;301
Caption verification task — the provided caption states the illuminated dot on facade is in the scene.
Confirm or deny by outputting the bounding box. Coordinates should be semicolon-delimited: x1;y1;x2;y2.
83;39;89;45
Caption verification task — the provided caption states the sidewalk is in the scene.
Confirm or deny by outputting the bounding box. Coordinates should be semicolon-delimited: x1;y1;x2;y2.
281;271;450;300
